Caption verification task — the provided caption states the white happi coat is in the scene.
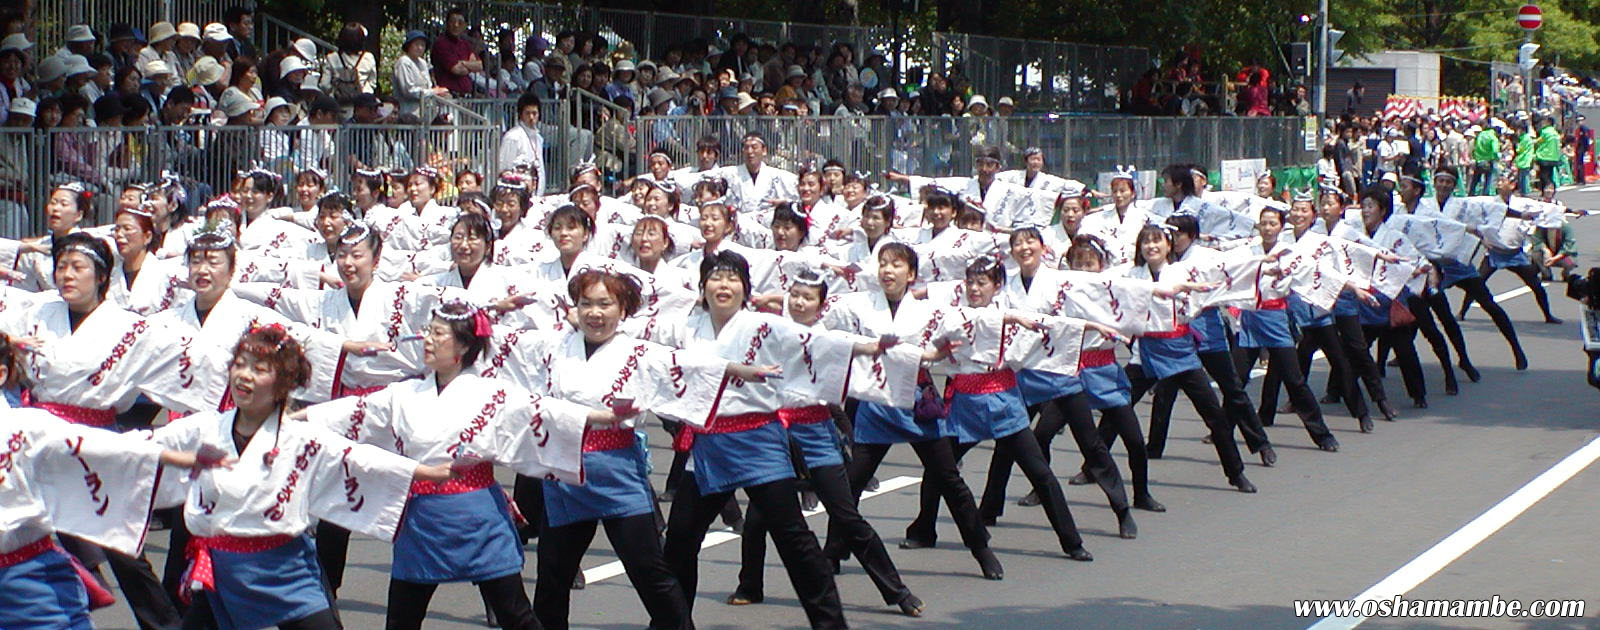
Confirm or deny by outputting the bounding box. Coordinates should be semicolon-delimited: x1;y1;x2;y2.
1079;203;1153;267
302;374;590;485
106;255;191;316
153;410;418;539
147;291;344;405
1;408;167;556
648;309;857;418
0;298;217;414
905;174;1039;231
233;280;438;391
483;329;726;431
906;226;998;285
715;163;799;219
819;292;990;408
492;222;558;267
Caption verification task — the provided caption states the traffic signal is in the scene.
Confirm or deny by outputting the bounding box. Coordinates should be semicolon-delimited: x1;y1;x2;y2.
1284;42;1310;77
1326;29;1346;66
1518;42;1540;71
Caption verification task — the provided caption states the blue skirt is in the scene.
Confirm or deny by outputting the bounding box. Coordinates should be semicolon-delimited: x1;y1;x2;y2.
1191;308;1230;353
945;387;1030;444
1288;294;1333;328
1016;369;1082;407
1333;289;1362;317
208;535;329;630
393;488;523;583
1358;291;1400;327
544;446;654;528
692;421;796;495
1137;335;1203;380
0;548;91;630
1487;248;1530;269
1081;362;1132;410
1433;257;1480;287
853;400;948;444
788;420;845;470
1237;308;1295;349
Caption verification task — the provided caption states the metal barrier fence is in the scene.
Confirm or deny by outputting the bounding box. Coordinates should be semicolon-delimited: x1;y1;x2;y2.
631;115;1313;190
0;120;500;237
929;33;1150;113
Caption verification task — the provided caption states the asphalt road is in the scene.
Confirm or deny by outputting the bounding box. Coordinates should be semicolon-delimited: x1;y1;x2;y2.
96;186;1600;630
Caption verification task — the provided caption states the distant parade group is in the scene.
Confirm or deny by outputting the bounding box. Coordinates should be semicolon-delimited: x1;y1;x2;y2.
0;129;1585;630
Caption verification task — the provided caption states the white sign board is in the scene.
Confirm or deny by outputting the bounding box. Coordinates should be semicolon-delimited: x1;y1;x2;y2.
1220;158;1269;192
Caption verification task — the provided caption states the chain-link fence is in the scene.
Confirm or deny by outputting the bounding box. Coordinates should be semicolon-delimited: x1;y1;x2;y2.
0;120;500;237
631;115;1313;191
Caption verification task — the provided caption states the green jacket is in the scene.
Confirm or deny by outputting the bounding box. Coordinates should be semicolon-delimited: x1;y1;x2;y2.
1514;132;1536;169
1471;130;1499;162
1534;126;1562;162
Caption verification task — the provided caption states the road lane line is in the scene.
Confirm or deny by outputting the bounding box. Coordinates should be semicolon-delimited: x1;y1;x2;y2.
1307;434;1600;629
580;475;923;584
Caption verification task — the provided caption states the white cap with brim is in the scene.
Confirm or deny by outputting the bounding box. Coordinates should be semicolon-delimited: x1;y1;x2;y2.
144;59;173;77
9;97;36;117
279;56;309;79
64;55;94;78
969;95;989;109
189;56;224;85
148;22;177;44
203;23;232;42
614;60;635;72
0;33;32;52
878;88;898;100
263;96;292;115
786;65;805;79
1380;172;1398;184
66;25;95;43
36;56;67;83
218;90;257;118
177;22;201;40
293;39;316;60
996;96;1015;107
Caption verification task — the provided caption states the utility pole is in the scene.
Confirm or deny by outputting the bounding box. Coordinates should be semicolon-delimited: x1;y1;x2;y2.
1316;0;1329;133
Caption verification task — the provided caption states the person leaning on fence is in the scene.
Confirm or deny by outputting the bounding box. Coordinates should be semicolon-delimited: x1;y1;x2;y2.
395;30;448;118
431;6;482;97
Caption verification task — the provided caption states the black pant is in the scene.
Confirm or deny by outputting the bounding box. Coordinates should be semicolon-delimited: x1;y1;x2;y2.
1536;159;1561;189
664;474;845;630
1472;261;1557;321
161;510;193;617
1087;405;1154;498
741;463;911;606
1128;365;1246;481
1449;276;1526;359
1365;322;1425;400
978;392;1128;519
513;474;545;544
1239;345;1334;445
1327;315;1391;408
1288;324;1368;420
910;429;1084;552
182;592;341;630
60;534;182;630
386;573;538;630
535;512;689;630
312;521;350;596
1150;349;1271;453
826;438;990;556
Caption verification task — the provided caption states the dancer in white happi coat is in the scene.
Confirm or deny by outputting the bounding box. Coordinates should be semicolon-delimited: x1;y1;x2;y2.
1080;168;1154;267
106;206;191;315
155;325;450;630
299;299;603;630
890;145;1040;231
714;132;799;221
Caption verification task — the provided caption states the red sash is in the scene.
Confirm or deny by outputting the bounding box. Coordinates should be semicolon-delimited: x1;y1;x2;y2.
1142;323;1193;339
582;426;636;453
182;534;295;601
947;369;1018;395
1257;298;1288;310
0;536;54;568
332;382;386;399
24;391;116;427
777;405;831;428
410;461;495;496
672;411;779;452
1078;349;1118;369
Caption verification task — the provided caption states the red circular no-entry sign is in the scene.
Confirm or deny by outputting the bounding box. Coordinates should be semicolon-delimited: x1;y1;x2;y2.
1518;4;1543;30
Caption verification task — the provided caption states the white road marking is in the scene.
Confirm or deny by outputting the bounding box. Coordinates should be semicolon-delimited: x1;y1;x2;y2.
1307;434;1600;629
581;475;923;584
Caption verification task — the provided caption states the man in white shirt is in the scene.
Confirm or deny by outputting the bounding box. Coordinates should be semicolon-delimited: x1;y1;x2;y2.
1377;127;1409;175
715;131;797;220
497;92;546;192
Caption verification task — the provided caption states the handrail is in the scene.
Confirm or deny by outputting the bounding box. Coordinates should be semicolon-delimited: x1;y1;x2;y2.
257;13;336;58
423;94;494;125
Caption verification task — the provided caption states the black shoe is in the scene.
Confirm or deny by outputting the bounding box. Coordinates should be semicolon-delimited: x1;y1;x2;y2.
866;476;881;492
1133;494;1167;512
1387;357;1401;367
1259;414;1275;427
1320;393;1342;405
1546;316;1564;324
1514;349;1529;371
1230;475;1258;493
801;490;820;512
1460;362;1481;382
1278;402;1296;414
1259;445;1277;467
1065;547;1095;561
1317;439;1340;452
898;594;926;617
1066;472;1091;487
1359;416;1375;433
725;517;745;534
573;572;587;590
1444;379;1459;396
1116;509;1137;539
1378;400;1399;421
485;604;499;628
831;558;842;575
658;488;675;503
1202;433;1214;444
973;548;1004;580
1413;397;1428;409
726;591;763;606
900;538;936;550
981;514;997;527
1147;448;1163;460
1457;309;1469;321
